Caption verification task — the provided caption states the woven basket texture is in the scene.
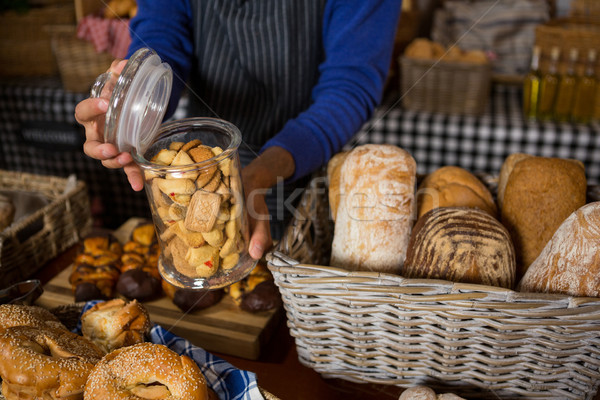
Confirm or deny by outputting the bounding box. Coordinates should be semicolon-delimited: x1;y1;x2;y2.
0;3;75;77
267;173;600;400
399;56;492;116
0;303;281;400
48;24;114;93
0;170;92;286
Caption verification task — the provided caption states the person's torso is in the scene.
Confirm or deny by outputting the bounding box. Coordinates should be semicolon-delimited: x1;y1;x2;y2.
188;0;327;148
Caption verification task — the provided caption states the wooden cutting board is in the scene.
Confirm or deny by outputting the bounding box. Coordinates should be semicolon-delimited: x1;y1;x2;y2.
36;218;282;360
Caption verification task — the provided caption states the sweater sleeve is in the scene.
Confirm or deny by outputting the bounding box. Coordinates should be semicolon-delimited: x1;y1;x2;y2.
127;0;194;119
260;0;402;182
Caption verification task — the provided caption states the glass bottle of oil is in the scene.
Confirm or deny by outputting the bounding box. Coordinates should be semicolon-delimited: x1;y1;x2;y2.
571;48;597;124
523;46;542;120
537;46;561;120
553;48;579;122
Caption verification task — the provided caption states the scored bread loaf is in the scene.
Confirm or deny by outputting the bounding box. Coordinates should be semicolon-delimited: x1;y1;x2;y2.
416;165;497;219
403;207;516;289
517;202;600;297
499;154;586;278
330;144;416;273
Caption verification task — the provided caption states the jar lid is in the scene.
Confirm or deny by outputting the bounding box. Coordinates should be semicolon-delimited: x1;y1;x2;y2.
91;48;173;154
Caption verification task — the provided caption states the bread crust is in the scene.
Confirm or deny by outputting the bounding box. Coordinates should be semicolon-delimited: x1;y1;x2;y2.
500;156;586;278
404;207;516;289
330;144;416;273
416;166;497;219
517;202;600;297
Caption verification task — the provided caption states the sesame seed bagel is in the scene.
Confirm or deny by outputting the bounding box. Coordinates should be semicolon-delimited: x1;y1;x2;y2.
0;304;66;330
84;342;208;400
0;325;104;400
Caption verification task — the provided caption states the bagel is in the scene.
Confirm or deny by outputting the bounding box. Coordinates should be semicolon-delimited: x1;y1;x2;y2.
0;325;104;400
0;304;66;330
81;299;152;353
84;342;209;399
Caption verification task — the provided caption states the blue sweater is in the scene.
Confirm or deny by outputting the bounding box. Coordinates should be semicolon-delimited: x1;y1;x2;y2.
128;0;402;182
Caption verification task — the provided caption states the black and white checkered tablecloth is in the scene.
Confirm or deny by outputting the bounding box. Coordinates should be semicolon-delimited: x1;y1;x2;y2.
352;84;600;184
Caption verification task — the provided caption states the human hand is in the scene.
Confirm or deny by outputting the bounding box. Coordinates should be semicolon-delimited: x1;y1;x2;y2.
74;59;144;191
241;146;295;260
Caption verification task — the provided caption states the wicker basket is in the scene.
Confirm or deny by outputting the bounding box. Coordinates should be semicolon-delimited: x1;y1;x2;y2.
0;3;75;77
267;174;600;400
0;171;92;286
47;24;114;93
399;56;492;116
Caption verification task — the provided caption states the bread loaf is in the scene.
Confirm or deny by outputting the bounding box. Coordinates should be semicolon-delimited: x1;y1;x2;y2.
416;166;496;219
499;155;586;278
330;144;416;273
403;207;516;289
327;151;349;221
517;202;600;297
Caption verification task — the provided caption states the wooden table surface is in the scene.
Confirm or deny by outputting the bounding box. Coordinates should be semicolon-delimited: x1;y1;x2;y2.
33;246;600;400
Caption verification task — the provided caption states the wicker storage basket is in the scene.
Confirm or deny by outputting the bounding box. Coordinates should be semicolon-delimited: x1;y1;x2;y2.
47;24;114;93
400;56;492;116
267;174;600;400
0;3;75;77
0;171;92;286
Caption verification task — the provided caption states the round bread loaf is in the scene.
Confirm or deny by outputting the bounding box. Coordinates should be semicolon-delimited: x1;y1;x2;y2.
330;144;416;273
416;166;497;219
499;155;586;278
517;202;600;297
403;207;516;289
326;151;349;221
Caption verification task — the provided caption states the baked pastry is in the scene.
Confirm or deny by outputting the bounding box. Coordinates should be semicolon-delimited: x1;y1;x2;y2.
116;222;162;301
0;325;104;400
69;234;122;302
0;304;66;331
330;144;416;273
404;207;516;289
0;193;15;231
227;262;281;312
499;154;586;278
80;299;152;353
416;166;497;219
84;342;208;399
162;279;224;313
517;202;600;297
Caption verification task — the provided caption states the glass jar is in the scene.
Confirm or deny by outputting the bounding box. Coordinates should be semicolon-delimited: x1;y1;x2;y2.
134;118;254;289
91;48;256;289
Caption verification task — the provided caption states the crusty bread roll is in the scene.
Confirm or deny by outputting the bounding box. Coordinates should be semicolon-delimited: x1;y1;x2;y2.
330;144;416;273
416;166;497;219
327;151;349;221
499;155;586;278
403;207;516;289
517;202;600;297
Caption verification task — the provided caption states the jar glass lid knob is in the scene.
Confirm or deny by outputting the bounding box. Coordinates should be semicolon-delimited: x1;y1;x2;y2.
91;48;173;154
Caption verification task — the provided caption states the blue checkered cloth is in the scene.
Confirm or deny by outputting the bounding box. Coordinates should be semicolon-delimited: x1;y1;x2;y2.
77;300;265;400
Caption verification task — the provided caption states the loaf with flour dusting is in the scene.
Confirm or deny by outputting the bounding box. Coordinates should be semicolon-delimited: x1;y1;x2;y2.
403;207;516;289
330;144;416;273
517;202;600;297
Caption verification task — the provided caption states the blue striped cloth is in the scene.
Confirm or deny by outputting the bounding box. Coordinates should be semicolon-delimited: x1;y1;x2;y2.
78;300;265;400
